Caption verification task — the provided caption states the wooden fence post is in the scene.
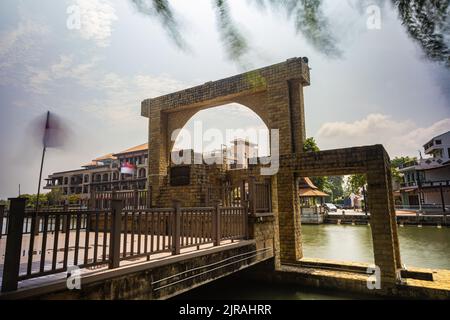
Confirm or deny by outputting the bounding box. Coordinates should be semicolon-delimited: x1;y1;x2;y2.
243;200;249;240
0;204;5;239
61;201;69;233
249;176;257;216
89;188;96;210
1;198;26;293
33;213;40;235
134;189;139;209
214;202;221;246
146;186;152;208
109;199;123;269
111;189;117;209
172;201;181;255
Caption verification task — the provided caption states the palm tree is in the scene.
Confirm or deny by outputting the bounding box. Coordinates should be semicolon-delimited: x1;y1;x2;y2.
129;0;449;67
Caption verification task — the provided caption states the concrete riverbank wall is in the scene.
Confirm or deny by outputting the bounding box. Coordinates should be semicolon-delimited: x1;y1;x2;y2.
244;258;450;299
302;213;449;227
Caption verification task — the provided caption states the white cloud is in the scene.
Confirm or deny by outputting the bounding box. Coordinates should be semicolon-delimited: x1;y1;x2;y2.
316;113;450;157
27;54;101;93
71;0;118;47
80;73;186;125
0;19;49;85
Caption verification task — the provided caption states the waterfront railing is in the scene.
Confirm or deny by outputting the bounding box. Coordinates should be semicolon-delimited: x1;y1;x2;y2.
0;198;248;293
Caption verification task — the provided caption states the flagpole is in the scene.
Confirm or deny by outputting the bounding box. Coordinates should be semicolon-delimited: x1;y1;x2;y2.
33;111;50;235
36;111;50;212
36;145;47;212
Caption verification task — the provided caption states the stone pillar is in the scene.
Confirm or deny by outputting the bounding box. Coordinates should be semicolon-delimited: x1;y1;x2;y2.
287;79;306;153
367;161;401;290
265;76;307;156
270;174;281;269
267;79;294;157
276;168;303;263
148;107;168;206
386;168;402;269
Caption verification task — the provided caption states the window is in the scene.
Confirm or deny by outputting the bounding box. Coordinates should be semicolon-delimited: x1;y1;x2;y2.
435;139;442;145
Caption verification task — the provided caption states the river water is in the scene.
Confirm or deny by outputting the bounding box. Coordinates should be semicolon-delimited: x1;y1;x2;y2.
302;224;450;270
176;225;450;300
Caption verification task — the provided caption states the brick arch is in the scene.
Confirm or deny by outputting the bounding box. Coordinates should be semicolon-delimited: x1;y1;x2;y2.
142;58;310;193
168;97;270;154
142;58;311;264
141;58;402;291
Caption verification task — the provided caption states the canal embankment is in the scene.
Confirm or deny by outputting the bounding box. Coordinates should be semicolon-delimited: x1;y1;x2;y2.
302;213;449;227
178;224;450;300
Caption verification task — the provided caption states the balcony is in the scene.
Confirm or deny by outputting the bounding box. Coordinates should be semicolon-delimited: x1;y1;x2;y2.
44;179;64;189
400;181;418;189
421;180;450;188
400;179;450;189
399;160;418;170
424;140;443;156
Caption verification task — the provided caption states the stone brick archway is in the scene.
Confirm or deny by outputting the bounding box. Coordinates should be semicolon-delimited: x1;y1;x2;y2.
167;101;269;157
277;145;402;288
141;58;402;290
141;58;310;195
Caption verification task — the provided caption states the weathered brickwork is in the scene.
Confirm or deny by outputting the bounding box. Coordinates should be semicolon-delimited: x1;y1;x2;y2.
156;164;226;207
142;58;310;198
141;58;402;291
248;215;275;252
278;145;402;290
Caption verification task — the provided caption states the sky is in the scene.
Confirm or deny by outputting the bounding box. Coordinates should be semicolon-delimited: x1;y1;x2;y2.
0;0;449;198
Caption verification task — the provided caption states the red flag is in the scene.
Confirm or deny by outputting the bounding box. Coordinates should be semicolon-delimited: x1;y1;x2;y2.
121;161;136;175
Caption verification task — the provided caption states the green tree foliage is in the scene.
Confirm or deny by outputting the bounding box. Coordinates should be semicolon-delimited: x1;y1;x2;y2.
0;199;8;208
302;137;344;202
390;156;417;183
303;137;320;152
212;0;249;62
19;194;48;208
47;188;63;205
68;194;81;204
327;175;344;201
345;174;367;196
130;0;449;66
131;0;187;49
394;0;449;67
302;137;326;192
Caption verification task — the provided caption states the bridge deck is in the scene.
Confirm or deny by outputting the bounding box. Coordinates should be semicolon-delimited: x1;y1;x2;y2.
0;240;270;300
0;231;242;291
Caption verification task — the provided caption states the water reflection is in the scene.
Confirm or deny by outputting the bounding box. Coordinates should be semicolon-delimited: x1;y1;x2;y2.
176;224;449;300
174;272;377;300
302;224;450;270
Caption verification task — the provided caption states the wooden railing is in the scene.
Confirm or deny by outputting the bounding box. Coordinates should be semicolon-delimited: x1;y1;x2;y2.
220;206;248;241
0;198;248;293
219;177;272;215
1;206;89;238
93;189;151;210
